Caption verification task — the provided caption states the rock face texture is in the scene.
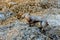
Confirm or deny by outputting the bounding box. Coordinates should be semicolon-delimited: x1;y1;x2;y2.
0;0;60;40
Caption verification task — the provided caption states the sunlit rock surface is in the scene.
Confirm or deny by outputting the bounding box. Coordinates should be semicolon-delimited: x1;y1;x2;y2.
46;14;60;26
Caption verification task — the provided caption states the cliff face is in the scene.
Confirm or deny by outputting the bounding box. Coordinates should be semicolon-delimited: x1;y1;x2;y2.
0;0;60;40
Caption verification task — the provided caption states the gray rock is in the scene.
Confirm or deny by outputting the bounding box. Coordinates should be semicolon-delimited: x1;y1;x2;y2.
6;11;13;18
0;19;51;40
0;10;14;22
46;14;60;26
58;0;60;8
0;12;6;21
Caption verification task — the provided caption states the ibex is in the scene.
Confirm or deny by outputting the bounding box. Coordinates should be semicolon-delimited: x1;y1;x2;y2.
21;13;49;27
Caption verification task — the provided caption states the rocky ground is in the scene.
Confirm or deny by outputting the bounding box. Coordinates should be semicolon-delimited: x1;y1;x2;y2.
0;0;60;40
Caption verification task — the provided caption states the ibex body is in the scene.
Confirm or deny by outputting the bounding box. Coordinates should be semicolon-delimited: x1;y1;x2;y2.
22;13;49;28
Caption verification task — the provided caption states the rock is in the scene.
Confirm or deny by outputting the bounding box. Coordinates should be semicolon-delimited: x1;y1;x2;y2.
58;0;60;8
0;12;6;21
0;32;7;40
44;14;60;26
0;19;50;40
0;10;14;22
5;10;14;18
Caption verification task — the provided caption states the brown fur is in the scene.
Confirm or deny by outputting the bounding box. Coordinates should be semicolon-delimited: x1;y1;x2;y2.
16;12;23;19
27;18;40;26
